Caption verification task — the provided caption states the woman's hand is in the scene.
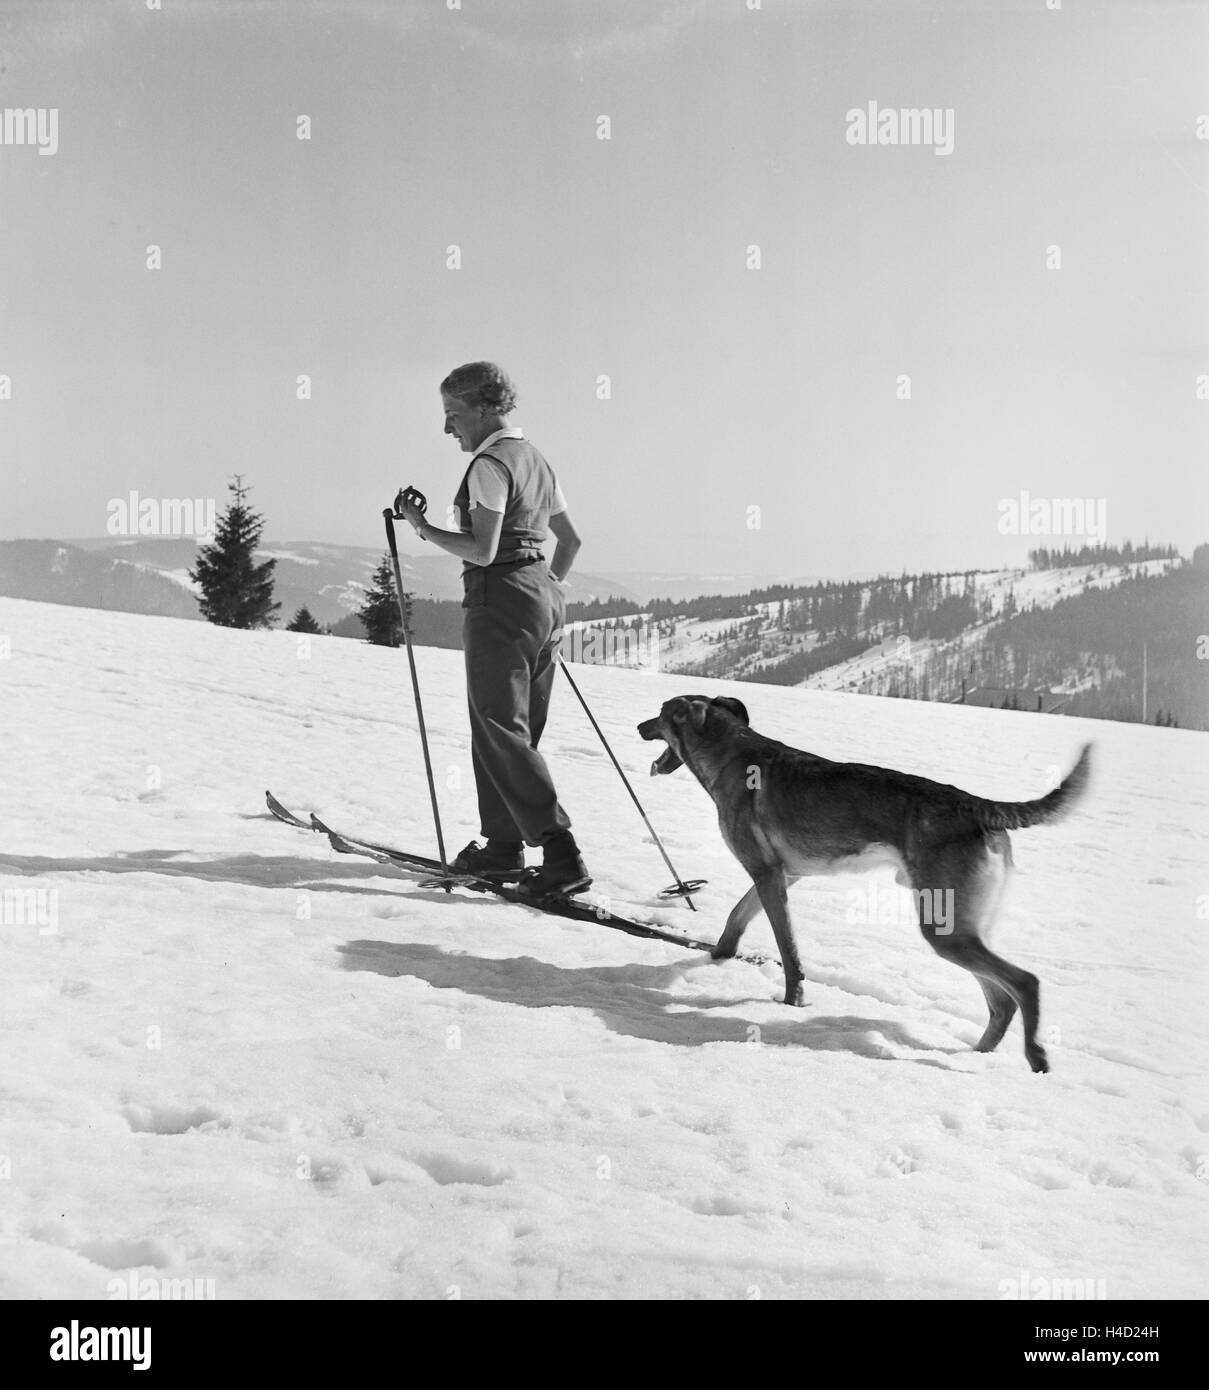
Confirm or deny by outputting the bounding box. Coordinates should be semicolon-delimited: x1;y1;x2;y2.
400;501;427;534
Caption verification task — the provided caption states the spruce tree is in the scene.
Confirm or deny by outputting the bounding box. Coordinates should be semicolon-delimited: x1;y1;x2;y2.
189;476;280;628
286;606;322;633
358;555;411;646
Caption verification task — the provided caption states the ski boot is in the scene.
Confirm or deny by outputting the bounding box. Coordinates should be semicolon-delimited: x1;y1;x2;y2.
514;829;592;901
451;839;526;882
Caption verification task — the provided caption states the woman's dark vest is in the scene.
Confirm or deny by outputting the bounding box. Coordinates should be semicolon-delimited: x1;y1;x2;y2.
454;437;560;568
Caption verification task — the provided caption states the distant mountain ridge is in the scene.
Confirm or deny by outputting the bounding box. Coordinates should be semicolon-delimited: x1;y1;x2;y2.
32;537;641;624
0;540;200;620
4;537;848;629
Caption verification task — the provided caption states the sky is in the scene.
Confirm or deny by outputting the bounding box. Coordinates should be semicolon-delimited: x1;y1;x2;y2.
1;0;1207;579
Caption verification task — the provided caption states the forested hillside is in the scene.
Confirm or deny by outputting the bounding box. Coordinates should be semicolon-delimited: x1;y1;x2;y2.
326;544;1206;732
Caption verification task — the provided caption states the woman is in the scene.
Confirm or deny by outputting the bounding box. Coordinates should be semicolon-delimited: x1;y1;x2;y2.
398;361;590;898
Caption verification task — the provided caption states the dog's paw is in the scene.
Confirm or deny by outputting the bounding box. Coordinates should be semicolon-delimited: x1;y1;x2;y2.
1027;1046;1050;1074
784;983;807;1007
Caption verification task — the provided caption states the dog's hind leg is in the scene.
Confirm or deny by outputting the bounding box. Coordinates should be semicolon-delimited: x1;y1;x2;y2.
913;843;1047;1073
968;837;1029;1057
968;834;1017;1050
973;978;1017;1054
943;937;1046;1072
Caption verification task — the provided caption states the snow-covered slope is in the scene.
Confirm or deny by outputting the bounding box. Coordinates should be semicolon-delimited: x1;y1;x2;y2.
801;559;1178;694
1;597;1205;1299
562;559;1178;685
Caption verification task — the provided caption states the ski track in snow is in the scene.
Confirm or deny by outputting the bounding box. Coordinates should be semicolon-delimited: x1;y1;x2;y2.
1;596;1206;1300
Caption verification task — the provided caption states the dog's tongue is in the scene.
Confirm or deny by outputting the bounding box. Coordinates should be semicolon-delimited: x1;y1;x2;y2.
650;746;680;776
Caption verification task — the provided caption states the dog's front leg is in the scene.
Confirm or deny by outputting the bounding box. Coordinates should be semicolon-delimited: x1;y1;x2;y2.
712;884;764;961
752;867;806;1006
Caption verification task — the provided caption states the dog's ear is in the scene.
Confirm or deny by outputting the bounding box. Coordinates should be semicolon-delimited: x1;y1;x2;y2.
670;696;712;731
714;697;749;726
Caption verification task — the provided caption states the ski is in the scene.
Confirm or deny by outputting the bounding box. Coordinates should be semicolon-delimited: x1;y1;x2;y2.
265;790;312;830
265;790;774;965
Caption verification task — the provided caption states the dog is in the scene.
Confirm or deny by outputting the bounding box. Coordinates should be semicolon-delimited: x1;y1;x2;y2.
637;696;1092;1073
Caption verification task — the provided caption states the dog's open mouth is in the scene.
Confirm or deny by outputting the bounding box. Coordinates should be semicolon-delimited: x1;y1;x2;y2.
649;745;682;776
637;715;683;776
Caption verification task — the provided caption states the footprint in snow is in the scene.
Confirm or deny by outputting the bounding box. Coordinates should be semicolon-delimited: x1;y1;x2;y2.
686;1194;764;1217
374;1153;512;1187
121;1104;223;1135
878;1146;921;1178
74;1237;171;1270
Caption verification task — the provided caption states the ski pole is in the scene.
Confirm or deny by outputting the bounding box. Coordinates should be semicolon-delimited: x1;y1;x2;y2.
382;506;451;888
556;656;704;910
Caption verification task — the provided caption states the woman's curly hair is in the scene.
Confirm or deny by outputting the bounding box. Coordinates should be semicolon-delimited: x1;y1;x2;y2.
440;361;518;415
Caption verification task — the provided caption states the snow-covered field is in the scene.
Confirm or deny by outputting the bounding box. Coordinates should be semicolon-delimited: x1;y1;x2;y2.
1;596;1205;1300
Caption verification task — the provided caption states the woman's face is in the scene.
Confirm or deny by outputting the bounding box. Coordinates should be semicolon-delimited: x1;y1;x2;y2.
441;392;491;453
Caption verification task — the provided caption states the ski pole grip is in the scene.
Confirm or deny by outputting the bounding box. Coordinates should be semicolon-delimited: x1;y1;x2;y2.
392;486;427;519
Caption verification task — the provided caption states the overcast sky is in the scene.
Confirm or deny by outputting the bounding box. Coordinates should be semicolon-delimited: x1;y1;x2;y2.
2;0;1206;578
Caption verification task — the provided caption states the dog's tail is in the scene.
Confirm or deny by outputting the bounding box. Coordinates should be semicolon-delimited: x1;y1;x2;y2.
967;743;1093;832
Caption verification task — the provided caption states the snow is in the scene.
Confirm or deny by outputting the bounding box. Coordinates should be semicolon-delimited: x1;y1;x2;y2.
253;549;321;566
156;569;201;596
1;595;1205;1300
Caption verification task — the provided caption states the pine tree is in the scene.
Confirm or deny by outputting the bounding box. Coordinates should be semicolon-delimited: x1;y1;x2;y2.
286;606;322;633
189;476;280;628
358;555;410;646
